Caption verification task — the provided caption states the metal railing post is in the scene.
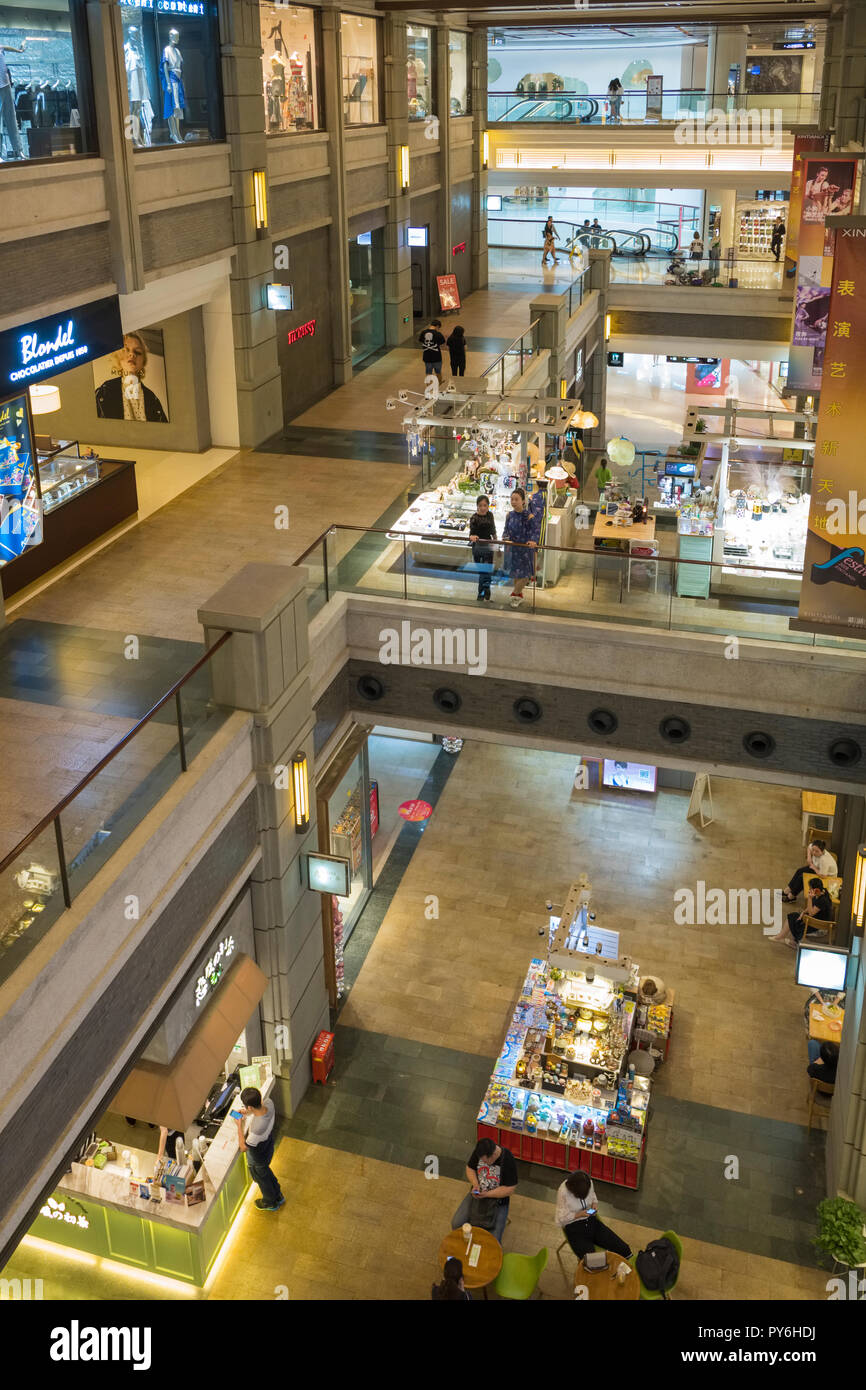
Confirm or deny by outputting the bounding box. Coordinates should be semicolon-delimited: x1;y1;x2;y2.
54;815;71;909
323;531;330;604
175;690;188;772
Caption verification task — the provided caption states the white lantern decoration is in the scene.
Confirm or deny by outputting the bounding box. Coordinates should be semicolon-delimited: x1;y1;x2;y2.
607;436;636;466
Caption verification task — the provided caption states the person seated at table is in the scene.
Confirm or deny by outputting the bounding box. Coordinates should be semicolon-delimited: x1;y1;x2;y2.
807;1040;839;1086
770;876;834;949
782;839;837;902
432;1255;473;1300
450;1136;518;1244
555;1170;632;1261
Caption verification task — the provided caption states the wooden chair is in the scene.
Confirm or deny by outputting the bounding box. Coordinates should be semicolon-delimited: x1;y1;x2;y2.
801;908;837;946
807;1075;835;1133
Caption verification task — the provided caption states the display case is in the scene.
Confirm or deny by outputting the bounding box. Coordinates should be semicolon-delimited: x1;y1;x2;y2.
711;449;809;598
342;53;375;124
37;443;103;513
736;199;787;260
477;954;671;1190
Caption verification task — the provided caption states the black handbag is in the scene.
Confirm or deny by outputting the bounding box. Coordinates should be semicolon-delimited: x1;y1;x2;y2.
467;1194;498;1231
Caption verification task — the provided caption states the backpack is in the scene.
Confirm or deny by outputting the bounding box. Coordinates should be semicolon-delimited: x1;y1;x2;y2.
635;1238;679;1298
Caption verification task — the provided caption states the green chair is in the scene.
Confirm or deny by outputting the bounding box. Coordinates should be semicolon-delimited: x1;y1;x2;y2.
633;1231;683;1301
493;1247;548;1300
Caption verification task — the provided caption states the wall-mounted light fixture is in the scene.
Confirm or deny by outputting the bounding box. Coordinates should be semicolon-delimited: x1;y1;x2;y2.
292;751;310;834
253;170;268;237
853;844;866;934
482;131;489;169
605;313;611;341
398;144;410;192
560;378;568;400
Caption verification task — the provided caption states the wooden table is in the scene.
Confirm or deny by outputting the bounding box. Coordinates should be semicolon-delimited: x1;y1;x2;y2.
438;1226;503;1297
574;1258;639;1301
592;514;657;601
809;1002;845;1044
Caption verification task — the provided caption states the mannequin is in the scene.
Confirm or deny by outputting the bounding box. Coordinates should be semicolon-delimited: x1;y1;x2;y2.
124;26;153;146
161;27;185;144
267;52;285;131
0;37;26;159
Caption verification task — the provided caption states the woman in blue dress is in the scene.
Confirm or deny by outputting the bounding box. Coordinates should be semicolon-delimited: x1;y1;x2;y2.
503;487;542;608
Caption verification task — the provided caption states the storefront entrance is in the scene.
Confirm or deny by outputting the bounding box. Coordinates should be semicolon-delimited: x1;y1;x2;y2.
348;230;385;366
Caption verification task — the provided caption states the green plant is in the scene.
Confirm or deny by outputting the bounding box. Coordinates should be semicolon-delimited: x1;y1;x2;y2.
695;417;707;434
814;1197;866;1268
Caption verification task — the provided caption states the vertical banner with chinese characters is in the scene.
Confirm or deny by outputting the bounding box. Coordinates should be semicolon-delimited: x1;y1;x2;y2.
796;216;866;637
784;133;829;281
787;156;860;392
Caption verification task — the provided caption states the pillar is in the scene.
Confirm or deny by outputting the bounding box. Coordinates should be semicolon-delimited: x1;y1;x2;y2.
320;12;353;387
383;17;414;345
582;248;611;453
821;0;866;160
197;564;328;1115
718;189;738;261
86;0;145;294
471;28;489;291
706;25;747;105
219;0;283;446
436;26;453;283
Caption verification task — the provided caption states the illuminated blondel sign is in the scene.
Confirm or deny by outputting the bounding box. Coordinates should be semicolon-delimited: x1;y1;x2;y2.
286;319;316;345
0;297;123;393
194;935;235;1007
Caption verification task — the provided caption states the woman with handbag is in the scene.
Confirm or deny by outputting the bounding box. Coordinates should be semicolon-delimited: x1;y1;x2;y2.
450;1137;518;1244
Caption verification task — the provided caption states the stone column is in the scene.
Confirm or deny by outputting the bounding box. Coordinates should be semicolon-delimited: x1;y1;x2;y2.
821;0;866;156
470;27;488;290
321;10;353;386
86;0;145;294
383;17;414;345
437;26;453;279
706;25;748;106
198;564;328;1115
718;188;738;263
582;248;610;453
219;0;283;446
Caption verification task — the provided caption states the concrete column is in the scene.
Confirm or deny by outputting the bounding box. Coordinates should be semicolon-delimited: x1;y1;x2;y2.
86;0;145;294
321;11;353;387
383;17;414;346
821;0;866;155
718;188;738;262
437;27;452;280
530;295;568;401
219;0;283;446
470;28;489;291
706;25;748;105
197;564;328;1116
584;248;611;453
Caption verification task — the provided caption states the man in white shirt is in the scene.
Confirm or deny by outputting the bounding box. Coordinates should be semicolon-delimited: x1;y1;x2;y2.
235;1087;284;1212
783;839;838;903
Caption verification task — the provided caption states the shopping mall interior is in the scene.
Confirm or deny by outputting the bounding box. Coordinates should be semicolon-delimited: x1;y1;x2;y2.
0;0;865;1331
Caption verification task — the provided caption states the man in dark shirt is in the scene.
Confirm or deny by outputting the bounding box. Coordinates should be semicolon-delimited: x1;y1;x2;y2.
450;1137;518;1243
469;494;497;601
419;319;446;377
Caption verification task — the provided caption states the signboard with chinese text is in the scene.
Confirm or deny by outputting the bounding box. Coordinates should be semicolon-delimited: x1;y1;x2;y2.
787;156;859;391
796;217;866;637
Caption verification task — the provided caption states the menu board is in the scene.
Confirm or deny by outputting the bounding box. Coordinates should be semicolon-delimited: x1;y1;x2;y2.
0;390;41;564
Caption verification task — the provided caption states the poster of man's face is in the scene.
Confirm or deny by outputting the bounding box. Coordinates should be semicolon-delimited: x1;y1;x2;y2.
92;328;169;423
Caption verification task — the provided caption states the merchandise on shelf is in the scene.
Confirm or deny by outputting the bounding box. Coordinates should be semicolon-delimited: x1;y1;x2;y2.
736;201;787;260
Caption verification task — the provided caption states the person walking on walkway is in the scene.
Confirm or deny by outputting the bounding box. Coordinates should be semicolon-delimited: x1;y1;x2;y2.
236;1087;284;1212
771;215;786;262
419;319;445;378
542;215;560;266
555;1170;632;1260
447;323;467;376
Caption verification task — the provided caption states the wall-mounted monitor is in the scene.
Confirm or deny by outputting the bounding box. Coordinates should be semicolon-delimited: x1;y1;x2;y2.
796;945;849;992
302;852;351;897
407;227;428;247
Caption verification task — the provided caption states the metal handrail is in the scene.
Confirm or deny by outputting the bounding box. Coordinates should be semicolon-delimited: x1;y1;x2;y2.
0;629;233;878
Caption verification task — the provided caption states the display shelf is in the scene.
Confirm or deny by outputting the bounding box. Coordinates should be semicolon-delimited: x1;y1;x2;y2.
711;450;809;598
735;201;787;261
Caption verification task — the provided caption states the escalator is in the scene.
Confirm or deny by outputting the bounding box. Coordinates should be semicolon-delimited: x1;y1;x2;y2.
495;96;598;123
594;229;652;256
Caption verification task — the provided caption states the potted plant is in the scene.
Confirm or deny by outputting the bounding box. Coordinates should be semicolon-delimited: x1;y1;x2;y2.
695;417;707;434
814;1197;866;1269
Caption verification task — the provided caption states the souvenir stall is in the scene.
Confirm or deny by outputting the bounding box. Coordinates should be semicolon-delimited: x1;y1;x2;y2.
476;880;674;1190
710;441;811;598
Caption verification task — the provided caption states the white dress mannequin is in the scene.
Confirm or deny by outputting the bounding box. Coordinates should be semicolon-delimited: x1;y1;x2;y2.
124;28;153;146
161;28;185;143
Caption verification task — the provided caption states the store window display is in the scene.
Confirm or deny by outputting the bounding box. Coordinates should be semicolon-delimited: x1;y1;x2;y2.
341;13;379;125
448;31;470;116
259;4;320;134
406;22;433;121
0;0;95;162
119;0;223;148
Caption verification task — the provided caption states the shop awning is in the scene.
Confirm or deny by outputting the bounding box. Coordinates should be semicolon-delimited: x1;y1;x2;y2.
111;954;268;1131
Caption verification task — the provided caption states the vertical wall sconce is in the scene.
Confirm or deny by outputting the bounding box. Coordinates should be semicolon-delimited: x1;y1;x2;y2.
605;313;611;341
853;844;866;933
292;751;310;834
399;145;410;192
253;170;268;238
482;131;490;169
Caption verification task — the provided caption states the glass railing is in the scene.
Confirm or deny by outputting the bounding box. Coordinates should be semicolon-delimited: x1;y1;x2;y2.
488;88;822;126
493;193;701;242
297;522;866;656
481;319;543;394
0;633;233;986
